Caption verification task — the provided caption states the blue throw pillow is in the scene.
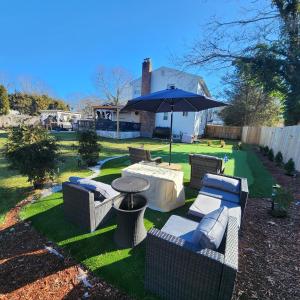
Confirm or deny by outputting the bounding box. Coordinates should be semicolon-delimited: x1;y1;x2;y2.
192;206;228;250
202;174;240;194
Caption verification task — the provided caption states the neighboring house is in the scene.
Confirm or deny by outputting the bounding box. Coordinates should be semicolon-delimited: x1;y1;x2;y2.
120;58;223;138
40;110;81;130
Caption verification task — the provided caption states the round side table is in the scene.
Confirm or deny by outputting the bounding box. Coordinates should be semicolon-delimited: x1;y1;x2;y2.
111;176;149;248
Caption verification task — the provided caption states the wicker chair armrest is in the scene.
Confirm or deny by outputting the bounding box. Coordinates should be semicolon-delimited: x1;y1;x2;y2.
218;216;239;300
110;193;125;208
239;177;249;215
151;156;162;164
224;217;239;270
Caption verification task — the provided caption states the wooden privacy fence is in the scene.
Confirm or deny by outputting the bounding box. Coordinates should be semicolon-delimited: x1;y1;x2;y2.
205;125;242;140
242;125;300;172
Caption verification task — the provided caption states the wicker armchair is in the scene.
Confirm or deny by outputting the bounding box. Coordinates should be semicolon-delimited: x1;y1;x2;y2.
189;154;224;189
145;216;239;300
188;173;248;229
62;182;123;232
128;147;162;164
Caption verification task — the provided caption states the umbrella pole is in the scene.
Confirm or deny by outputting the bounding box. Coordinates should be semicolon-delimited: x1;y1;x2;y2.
169;107;173;165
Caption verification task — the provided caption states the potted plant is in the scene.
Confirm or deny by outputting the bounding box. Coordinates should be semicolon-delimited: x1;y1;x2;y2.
271;185;293;217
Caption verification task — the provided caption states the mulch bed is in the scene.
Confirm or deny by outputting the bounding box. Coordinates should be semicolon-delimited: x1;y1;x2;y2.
1;149;299;300
233;149;300;300
0;196;130;300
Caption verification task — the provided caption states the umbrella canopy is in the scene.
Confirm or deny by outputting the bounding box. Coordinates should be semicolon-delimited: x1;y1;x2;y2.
123;88;227;164
123;88;226;112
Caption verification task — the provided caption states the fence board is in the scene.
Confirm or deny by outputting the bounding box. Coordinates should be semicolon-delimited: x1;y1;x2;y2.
205;125;242;140
242;125;300;171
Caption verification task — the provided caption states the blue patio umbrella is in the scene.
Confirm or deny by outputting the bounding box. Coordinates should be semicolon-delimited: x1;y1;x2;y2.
123;87;227;164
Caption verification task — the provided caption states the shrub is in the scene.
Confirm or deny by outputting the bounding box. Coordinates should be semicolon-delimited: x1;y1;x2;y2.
284;158;295;176
271;186;293;217
268;149;274;161
78;130;100;166
5;125;60;188
220;140;226;148
275;151;283;166
259;145;264;152
263;146;269;156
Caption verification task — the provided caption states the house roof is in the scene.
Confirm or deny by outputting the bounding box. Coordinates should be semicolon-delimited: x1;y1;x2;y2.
92;105;124;111
130;66;211;97
40;110;81;114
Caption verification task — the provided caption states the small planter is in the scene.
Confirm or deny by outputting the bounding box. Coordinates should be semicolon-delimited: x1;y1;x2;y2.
271;185;293;218
271;201;288;218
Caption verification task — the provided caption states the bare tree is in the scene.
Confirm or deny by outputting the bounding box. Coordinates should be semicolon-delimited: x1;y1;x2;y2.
0;72;14;90
16;75;54;96
94;66;133;105
181;0;300;125
75;95;102;118
93;66;133;138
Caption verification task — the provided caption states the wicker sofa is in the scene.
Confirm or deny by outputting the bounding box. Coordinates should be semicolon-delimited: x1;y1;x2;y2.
128;147;162;164
145;216;239;300
189;154;224;189
62;182;123;232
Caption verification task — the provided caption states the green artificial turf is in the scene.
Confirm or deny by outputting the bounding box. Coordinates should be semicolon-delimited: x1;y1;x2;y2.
20;139;274;299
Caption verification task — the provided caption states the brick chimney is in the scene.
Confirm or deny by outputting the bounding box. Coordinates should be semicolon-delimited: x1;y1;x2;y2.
141;58;152;95
140;58;155;137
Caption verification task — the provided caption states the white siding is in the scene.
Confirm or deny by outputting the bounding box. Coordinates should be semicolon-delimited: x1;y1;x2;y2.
120;66;214;137
155;111;196;136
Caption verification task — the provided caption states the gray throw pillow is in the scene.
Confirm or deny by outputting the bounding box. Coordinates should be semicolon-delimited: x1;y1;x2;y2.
202;173;240;194
192;206;228;250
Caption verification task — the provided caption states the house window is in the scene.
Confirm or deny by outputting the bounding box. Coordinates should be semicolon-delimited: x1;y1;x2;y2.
182;112;188;117
167;84;175;89
163;112;168;120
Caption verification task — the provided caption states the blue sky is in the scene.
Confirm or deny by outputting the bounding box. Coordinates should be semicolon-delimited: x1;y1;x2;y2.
0;0;267;106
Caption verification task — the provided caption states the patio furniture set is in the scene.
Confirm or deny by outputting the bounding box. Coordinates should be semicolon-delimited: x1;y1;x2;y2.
62;147;249;300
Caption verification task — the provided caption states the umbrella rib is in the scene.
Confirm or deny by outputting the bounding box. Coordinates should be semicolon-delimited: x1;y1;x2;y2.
155;98;167;112
183;98;199;111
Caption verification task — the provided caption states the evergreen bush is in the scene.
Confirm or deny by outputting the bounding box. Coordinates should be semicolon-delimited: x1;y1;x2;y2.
268;149;274;161
5;125;60;188
275;151;283;166
284;158;295;176
78;130;100;166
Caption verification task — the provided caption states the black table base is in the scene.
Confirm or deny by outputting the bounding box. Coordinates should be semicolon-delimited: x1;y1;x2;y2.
114;195;147;248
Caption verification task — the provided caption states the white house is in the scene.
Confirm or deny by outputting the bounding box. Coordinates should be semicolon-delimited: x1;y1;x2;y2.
120;58;223;138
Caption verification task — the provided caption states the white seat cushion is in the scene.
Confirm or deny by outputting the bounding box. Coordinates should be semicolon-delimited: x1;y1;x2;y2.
161;215;199;244
189;194;241;228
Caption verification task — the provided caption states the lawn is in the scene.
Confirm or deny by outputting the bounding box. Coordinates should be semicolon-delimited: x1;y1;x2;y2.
20;135;275;299
0;131;166;224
